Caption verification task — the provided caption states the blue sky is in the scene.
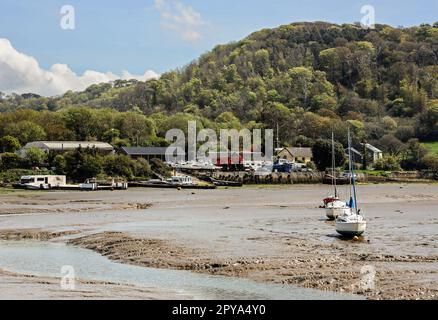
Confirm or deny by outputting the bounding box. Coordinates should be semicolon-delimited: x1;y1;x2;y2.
0;0;437;95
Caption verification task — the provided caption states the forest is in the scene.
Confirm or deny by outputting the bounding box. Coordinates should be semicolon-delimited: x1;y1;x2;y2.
1;22;438;178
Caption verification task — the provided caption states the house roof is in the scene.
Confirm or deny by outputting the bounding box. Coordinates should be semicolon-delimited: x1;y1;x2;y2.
279;147;313;158
347;147;363;158
121;147;168;156
362;143;383;154
22;141;114;151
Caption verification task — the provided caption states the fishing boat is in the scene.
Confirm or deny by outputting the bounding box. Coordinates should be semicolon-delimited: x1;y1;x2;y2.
335;129;367;237
324;133;350;220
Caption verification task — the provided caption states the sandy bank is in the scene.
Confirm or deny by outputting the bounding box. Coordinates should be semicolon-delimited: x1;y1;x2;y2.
67;231;437;300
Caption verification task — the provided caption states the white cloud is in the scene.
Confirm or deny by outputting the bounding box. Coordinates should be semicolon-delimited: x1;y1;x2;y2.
154;0;207;42
0;38;159;96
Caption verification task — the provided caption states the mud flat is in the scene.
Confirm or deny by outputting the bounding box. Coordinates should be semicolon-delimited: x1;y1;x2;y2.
0;268;177;300
0;184;437;300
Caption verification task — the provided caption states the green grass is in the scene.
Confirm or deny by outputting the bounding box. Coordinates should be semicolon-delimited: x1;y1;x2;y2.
423;142;438;155
0;187;19;195
356;170;391;177
0;187;43;196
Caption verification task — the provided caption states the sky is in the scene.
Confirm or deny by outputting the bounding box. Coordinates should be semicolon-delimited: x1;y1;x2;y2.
0;0;437;96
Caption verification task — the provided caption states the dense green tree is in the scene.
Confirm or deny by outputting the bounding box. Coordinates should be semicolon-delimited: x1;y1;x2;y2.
0;136;21;153
103;154;135;180
4;121;46;145
64;148;103;181
52;154;67;174
120;112;156;146
374;155;402;171
312;139;346;171
62;107;97;140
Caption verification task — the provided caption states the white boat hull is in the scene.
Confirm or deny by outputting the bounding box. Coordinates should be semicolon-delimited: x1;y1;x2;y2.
335;220;367;237
325;200;351;220
326;206;351;220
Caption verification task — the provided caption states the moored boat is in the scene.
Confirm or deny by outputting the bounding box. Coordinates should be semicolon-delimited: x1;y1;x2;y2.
335;212;367;237
326;200;351;220
324;133;349;220
335;128;367;237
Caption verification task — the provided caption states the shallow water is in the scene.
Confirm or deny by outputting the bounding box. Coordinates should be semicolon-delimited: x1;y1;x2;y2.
0;240;359;300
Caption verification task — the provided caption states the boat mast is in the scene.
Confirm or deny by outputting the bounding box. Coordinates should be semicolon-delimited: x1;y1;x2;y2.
348;127;359;215
331;132;338;198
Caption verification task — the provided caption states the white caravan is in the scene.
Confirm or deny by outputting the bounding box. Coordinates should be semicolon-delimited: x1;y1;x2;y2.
19;175;66;190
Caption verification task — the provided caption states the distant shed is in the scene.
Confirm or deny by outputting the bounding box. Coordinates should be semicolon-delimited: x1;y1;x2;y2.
19;141;114;156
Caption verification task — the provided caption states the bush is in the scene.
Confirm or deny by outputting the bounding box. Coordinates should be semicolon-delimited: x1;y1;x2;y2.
52;154;67;174
0;153;21;170
24;147;47;167
149;158;171;177
103;154;135;180
401;139;429;170
133;158;152;179
422;154;438;171
374;155;402;171
306;161;316;170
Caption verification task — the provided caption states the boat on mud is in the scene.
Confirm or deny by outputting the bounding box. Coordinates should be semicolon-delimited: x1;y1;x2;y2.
335;129;367;237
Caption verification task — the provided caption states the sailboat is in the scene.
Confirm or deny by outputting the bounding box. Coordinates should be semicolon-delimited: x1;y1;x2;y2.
335;129;367;237
325;133;350;220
